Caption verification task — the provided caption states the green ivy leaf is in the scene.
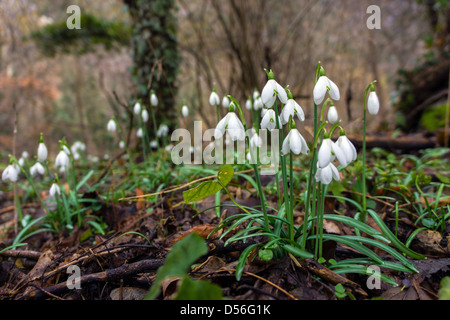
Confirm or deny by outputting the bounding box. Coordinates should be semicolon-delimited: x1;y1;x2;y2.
173;276;223;300
183;165;234;203
144;233;208;300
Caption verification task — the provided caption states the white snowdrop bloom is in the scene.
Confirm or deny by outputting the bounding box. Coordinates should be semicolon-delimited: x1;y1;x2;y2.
104;154;109;160
214;111;245;141
222;96;230;108
37;142;48;162
55;150;70;170
253;97;263;110
181;105;189;117
150;92;158;107
150;140;158;149
281;128;309;156
30;162;45;177
249;132;262;148
245;98;252;110
119;141;125;149
261;107;268;118
141;109;149;122
49;183;61;197
315;162;340;185
260;109;280;131
209;91;220;106
261;71;288;108
71;141;85;154
73;152;80;160
318;138;348;169
133;102;141;115
280;99;305;125
18;157;25;167
136;128;143;138
327;106;339;124
253;89;260;101
313;75;340;105
2;164;18;182
367;91;380;115
107;119;117;132
22;151;29;159
336;134;357;164
157;124;169;137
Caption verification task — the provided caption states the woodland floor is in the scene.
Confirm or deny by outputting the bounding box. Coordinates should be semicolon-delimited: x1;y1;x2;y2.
1;144;450;301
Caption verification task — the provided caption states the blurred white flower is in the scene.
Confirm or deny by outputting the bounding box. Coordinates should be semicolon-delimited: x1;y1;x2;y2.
30;162;45;177
209;90;220;106
136;128;143;138
55;150;70;171
133;102;141;115
107;119;117;132
327;106;339;124
181;105;189;117
367;91;380;115
2;164;18;182
315;162;340;185
141;109;149;122
280;99;305;125
222;96;230;108
150;91;158;107
49;183;61;197
214;111;245;141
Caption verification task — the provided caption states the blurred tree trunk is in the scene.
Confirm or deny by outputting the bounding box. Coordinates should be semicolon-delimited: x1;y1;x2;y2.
123;0;181;132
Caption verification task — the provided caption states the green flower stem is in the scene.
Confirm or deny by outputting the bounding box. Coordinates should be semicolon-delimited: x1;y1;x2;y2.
360;81;376;223
289;151;294;241
273;100;291;239
114;118;134;169
149;104;159;148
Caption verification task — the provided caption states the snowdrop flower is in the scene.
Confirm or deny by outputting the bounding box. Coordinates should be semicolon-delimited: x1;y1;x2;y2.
261;107;268;118
107;118;117;132
261;69;288;108
2;164;18;182
55;149;70;171
49;183;61;197
222;96;230;108
150;90;158;107
141;109;149;122
119;140;125;149
22;151;29;159
18;157;25;167
280;92;305;125
214;105;245;141
367;90;379;115
245;97;252;110
313;69;340;105
315;162;340;185
165;144;174;152
63;145;71;155
71;141;85;153
157;124;169;137
209;85;220;106
30;162;45;176
253;97;263;111
336;132;357;164
37;134;48;162
260;109;280;131
281;127;309;156
249;132;262;148
181;105;189;117
318;138;348;168
150;140;158;149
327;105;339;124
136;128;143;138
253;89;260;101
133;101;141;115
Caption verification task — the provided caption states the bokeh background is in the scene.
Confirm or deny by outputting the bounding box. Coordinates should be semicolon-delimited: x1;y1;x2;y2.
0;0;448;161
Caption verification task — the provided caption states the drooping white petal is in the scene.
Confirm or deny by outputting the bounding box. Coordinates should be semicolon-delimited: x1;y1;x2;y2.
331;141;348;168
261;80;277;108
275;82;288;104
327;106;339;124
107;119;116;132
222;96;230;108
254;97;263;110
150;93;158;107
245;99;252;110
330;163;340;181
37;143;48;162
313;76;328;105
141;110;149;122
181;105;189;117
318;139;332;168
337;135;357;163
49;183;61;196
133;102;141;115
319;165;333;185
260;109;277;131
209;91;220;106
367;91;380;115
327;78;340;101
55;150;70;169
